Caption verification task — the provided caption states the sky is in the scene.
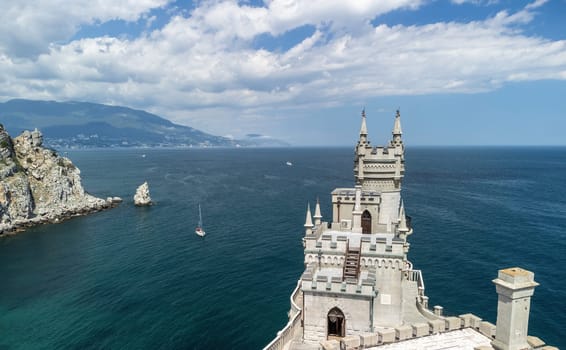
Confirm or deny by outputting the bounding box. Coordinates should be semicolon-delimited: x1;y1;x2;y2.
0;0;565;146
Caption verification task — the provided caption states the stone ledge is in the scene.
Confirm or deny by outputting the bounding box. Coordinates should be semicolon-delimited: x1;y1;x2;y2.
340;335;360;350
445;316;461;331
395;325;412;341
377;328;396;343
479;321;496;339
412;323;430;337
320;339;339;350
428;319;445;334
359;333;378;347
460;313;482;329
527;335;545;348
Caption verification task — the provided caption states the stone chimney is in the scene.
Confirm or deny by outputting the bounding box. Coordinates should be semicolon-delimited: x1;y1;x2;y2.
491;267;539;350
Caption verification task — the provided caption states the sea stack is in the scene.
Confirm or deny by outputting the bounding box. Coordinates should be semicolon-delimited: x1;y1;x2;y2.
0;126;117;235
134;181;152;206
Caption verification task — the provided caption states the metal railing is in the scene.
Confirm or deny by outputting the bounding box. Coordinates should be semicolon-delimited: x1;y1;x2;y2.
405;269;426;302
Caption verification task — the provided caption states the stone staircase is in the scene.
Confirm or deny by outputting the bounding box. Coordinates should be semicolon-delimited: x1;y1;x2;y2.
343;247;361;281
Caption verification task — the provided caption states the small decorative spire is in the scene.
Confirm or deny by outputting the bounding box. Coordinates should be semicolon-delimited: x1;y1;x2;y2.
393;109;402;136
304;202;314;234
314;197;322;226
391;109;403;148
359;108;368;142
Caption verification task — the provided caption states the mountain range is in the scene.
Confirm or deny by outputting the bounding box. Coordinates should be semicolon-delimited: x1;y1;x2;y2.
0;99;289;148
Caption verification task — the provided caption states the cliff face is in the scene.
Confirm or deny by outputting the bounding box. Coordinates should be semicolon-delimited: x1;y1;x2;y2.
0;126;34;223
0;126;113;234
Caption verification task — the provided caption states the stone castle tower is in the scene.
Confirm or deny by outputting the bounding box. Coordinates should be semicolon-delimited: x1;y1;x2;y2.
264;110;552;350
300;110;432;343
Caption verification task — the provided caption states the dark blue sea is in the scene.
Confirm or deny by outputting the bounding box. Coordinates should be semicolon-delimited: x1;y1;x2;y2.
0;147;564;349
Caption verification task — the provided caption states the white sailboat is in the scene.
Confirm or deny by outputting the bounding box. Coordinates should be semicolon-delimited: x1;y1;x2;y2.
195;204;206;237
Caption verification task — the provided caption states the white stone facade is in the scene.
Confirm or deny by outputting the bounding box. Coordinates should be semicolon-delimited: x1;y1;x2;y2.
264;111;555;350
300;111;434;345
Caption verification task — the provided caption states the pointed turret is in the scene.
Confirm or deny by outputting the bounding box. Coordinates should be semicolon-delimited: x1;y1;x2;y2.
359;109;368;144
304;202;314;235
393;109;402;135
313;198;322;226
391;109;403;148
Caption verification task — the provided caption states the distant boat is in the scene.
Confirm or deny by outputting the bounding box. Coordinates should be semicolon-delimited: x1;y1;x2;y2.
142;154;146;158
195;204;206;237
286;161;293;166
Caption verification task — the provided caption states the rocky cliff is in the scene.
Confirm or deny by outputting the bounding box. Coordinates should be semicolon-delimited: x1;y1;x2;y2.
0;125;117;235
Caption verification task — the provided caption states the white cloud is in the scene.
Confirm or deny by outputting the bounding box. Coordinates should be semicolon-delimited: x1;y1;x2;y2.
0;0;171;57
526;0;549;10
450;0;499;5
0;0;564;139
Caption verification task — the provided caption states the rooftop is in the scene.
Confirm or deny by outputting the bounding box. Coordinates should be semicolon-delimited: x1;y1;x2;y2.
367;328;491;350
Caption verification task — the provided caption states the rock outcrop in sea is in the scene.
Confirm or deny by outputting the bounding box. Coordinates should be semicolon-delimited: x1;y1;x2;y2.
133;181;152;206
0;126;119;235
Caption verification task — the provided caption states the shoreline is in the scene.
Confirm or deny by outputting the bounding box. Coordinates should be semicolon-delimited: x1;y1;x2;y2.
0;197;122;236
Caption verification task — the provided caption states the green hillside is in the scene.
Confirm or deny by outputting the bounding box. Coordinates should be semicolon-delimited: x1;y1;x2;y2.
0;99;288;148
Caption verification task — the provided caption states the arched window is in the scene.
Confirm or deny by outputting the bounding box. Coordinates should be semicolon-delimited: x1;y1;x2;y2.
362;210;371;234
327;307;345;338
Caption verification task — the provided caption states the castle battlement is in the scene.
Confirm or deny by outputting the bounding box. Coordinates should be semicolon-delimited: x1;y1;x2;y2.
304;233;406;259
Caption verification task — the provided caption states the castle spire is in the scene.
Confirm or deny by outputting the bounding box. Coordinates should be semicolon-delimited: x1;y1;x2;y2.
313;198;322;226
391;109;403;148
359;109;368;143
393;109;402;135
304;202;314;235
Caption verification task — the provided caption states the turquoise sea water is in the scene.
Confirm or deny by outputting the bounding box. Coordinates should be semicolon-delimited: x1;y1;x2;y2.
0;147;564;349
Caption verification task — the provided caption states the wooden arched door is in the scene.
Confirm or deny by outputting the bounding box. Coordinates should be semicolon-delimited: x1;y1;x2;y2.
327;307;345;338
